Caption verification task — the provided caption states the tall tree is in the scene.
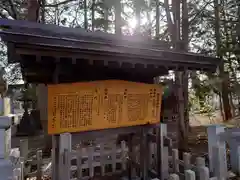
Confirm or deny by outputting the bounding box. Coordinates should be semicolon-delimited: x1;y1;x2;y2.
163;0;189;151
114;0;122;35
214;0;232;121
182;0;190;134
134;0;141;34
155;0;160;39
92;0;96;31
84;0;88;29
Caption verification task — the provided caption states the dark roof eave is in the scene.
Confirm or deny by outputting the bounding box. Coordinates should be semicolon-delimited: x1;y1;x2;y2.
1;32;222;68
0;19;222;71
0;19;171;49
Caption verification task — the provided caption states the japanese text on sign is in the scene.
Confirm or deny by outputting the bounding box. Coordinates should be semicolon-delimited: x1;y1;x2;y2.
47;80;162;134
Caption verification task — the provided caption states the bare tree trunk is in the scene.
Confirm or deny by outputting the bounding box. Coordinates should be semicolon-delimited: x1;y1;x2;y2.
238;1;240;44
103;0;108;32
40;0;46;23
114;0;121;35
134;0;140;34
27;0;40;22
84;0;88;30
146;4;151;37
238;97;240;116
214;0;232;121
175;71;188;152
92;0;95;31
174;0;189;152
182;0;190;136
155;0;160;39
219;92;225;119
164;0;175;43
222;0;235;118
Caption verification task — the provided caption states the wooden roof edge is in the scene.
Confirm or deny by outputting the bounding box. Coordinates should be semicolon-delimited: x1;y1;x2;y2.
8;47;220;70
2;33;221;67
0;19;221;60
0;19;222;70
0;18;170;48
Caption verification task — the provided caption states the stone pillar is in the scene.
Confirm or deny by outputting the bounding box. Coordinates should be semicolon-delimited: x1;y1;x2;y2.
207;125;226;176
0;116;13;179
3;97;11;116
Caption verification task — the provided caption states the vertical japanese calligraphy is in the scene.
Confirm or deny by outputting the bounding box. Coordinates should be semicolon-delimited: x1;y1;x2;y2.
47;80;163;134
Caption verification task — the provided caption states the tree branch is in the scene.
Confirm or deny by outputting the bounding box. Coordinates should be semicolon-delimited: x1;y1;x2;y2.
189;0;212;26
0;4;13;19
41;0;78;7
8;0;18;19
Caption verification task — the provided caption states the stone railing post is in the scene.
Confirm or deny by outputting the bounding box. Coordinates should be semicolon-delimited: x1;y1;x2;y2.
207;125;226;173
0;116;13;180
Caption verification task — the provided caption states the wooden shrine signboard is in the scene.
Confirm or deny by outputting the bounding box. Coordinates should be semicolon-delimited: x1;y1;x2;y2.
47;80;162;134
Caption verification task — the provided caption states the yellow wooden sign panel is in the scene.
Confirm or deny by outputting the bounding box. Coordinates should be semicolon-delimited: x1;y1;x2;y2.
47;80;162;134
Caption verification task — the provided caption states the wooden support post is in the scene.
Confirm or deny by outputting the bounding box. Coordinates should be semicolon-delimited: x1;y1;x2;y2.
111;142;117;173
89;147;94;178
19;139;28;160
175;71;188;152
121;141;127;171
183;70;189;133
100;142;105;176
140;127;148;180
52;61;60;180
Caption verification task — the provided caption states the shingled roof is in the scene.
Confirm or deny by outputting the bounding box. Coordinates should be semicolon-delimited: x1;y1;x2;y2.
0;19;222;83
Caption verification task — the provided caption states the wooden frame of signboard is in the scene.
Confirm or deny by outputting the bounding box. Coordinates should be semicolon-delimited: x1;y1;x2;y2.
49;63;162;180
47;80;163;135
